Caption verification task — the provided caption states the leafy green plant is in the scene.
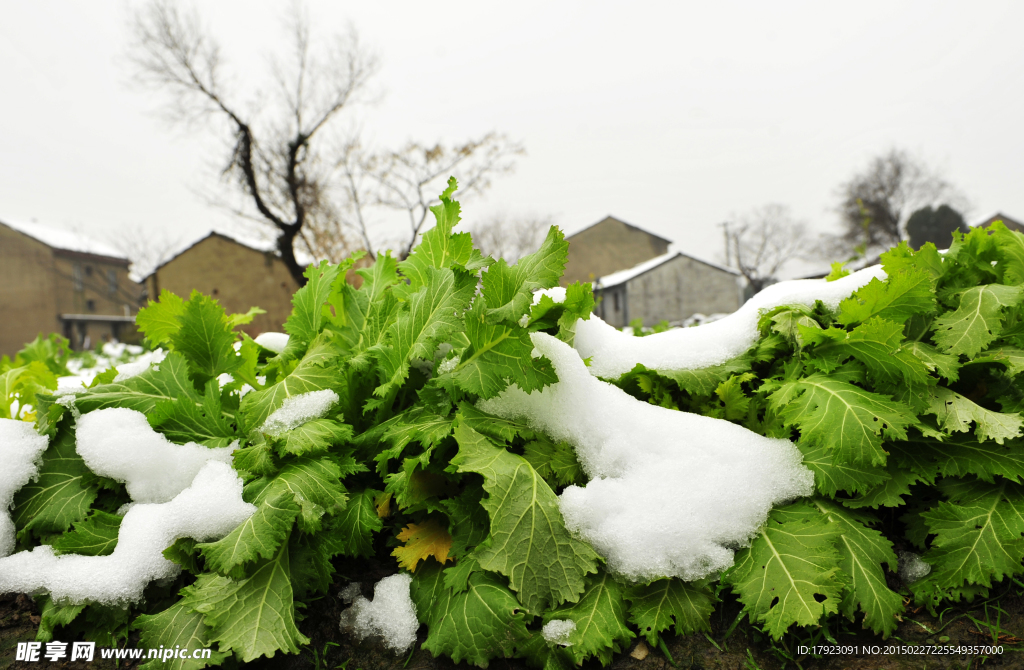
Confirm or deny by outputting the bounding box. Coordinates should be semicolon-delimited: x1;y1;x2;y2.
7;184;1024;668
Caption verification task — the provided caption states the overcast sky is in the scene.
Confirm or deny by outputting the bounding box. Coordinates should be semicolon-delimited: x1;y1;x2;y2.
2;1;1022;276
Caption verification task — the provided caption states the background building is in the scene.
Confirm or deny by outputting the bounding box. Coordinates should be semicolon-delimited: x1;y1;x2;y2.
143;232;302;337
562;216;671;286
0;218;139;355
594;251;743;328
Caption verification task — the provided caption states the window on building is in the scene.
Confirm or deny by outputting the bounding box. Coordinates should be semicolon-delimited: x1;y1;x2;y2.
86;299;96;312
72;263;83;291
107;268;117;295
85;265;93;276
613;292;620;311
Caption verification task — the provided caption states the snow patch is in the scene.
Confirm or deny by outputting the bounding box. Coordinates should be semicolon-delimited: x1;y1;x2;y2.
0;461;254;605
542;619;576;646
478;333;814;582
254;332;289;353
533;287;567;305
261;389;339;436
112;349;166;383
0;420;49;557
75;408;236;504
899;551;932;583
575;265;887;378
339;573;419;653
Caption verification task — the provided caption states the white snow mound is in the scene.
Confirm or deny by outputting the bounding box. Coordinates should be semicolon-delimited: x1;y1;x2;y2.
75;408;237;504
0;461;255;605
0;420;49;557
254;332;289;353
575;265;887;378
261;389;339;436
479;333;814;582
339;573;419;653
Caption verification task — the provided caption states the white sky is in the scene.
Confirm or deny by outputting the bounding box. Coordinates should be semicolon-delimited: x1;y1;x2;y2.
2;1;1022;276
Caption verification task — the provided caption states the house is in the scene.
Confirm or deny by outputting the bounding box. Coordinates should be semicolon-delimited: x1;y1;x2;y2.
0;218;140;356
977;212;1024;232
562;216;671;287
594;251;743;328
143;232;302;337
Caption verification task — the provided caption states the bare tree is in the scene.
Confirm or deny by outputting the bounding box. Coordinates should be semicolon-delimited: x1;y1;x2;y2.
110;226;183;282
128;1;521;283
470;213;552;263
340;135;524;259
724;204;808;294
836;148;970;252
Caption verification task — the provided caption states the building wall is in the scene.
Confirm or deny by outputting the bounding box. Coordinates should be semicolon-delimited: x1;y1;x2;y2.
597;255;742;328
0;226;59;356
146;235;300;336
562;217;670;286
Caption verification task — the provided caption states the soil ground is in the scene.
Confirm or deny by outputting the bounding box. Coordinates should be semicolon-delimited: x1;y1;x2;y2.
3;555;1023;670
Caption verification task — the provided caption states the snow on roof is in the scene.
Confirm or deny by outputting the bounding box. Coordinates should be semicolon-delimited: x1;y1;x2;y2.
146;228;317;280
0;217;127;261
596;251;739;289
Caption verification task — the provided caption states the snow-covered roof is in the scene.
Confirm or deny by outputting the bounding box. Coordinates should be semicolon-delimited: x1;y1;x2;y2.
145;228;316;280
596;251;739;289
0;217;128;261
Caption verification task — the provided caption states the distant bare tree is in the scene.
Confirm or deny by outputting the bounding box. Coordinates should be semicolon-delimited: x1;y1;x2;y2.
339;135;524;259
725;204;808;293
470;213;552;263
127;1;521;282
110;226;182;282
836;148;970;252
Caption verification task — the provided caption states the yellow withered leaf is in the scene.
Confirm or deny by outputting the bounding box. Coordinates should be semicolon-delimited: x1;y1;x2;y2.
374;491;392;518
392;518;453;572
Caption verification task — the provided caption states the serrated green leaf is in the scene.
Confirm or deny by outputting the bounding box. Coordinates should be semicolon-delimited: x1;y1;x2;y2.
371;266;477;399
769;373;915;466
904;340;960;382
197;490;299;575
72;351;200;415
522;436;585;488
332;488;383;557
452;423;598;612
188;541;309;662
543;571;634;665
285;260;344;346
796;442;887;497
843;440;940;508
932;284;1023;357
36;597;85;643
918;479;1024;591
625;579;713;644
806;318;931;397
658;352;754;396
916;434;1024;483
411;563;528;668
448;300;557;399
926;386;1024;444
970;345;1024;376
240;338;341;431
169;291;241;379
276;419;353;457
12;425;97;540
244;457;350;533
481;226;568;324
724;502;845;639
149;379;237;446
136;290;186;347
991;220;1024;285
811;499;902;636
134;599;230;670
51;510;121;556
836;268;936;326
